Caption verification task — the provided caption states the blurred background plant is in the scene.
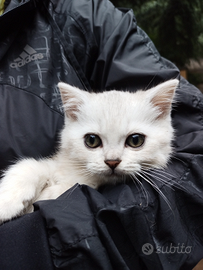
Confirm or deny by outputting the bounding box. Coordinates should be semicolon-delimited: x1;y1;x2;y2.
110;0;203;91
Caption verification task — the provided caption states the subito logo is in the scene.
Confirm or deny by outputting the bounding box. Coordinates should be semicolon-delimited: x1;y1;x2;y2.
142;243;154;255
10;45;43;68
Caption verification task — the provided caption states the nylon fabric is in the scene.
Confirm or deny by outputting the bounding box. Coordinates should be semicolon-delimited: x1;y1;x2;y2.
0;211;54;270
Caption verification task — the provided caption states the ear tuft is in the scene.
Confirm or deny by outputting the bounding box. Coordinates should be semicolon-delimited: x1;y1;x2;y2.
58;83;85;120
149;79;179;118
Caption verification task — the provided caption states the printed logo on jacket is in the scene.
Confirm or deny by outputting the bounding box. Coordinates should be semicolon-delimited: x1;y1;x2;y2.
10;45;44;68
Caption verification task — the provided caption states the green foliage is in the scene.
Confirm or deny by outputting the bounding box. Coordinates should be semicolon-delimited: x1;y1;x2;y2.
188;71;203;86
110;0;203;68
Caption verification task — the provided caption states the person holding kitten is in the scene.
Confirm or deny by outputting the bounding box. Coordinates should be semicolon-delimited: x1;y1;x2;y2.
0;0;203;269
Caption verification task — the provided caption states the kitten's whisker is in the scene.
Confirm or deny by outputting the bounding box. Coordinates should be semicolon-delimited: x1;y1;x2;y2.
136;171;173;211
145;75;156;90
122;174;127;184
129;173;149;206
142;170;175;190
136;171;159;190
140;162;155;169
143;169;173;183
142;169;185;193
140;165;177;181
171;155;187;166
151;168;175;178
65;183;80;198
142;168;187;193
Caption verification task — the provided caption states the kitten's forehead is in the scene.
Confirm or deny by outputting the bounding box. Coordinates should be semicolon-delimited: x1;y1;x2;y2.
88;91;137;115
80;90;153;136
86;91;150;119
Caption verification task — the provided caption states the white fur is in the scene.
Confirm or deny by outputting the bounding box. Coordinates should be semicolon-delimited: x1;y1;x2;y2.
0;79;179;222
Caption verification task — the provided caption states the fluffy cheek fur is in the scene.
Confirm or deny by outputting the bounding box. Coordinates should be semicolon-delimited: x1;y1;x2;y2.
117;127;173;176
60;122;106;175
137;119;174;170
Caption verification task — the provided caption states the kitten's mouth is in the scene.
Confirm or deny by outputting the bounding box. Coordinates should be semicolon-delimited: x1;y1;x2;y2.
97;169;125;183
106;169;124;178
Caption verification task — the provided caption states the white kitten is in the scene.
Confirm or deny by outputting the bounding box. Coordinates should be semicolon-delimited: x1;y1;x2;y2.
0;80;178;222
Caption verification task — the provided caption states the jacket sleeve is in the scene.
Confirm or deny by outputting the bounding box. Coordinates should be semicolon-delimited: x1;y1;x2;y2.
89;2;180;91
54;0;179;91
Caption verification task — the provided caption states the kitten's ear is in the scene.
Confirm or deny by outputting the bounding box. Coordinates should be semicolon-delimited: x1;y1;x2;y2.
58;83;89;120
148;79;179;118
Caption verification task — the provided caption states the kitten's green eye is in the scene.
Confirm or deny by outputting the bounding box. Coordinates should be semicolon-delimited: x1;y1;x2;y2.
84;134;102;148
125;134;145;148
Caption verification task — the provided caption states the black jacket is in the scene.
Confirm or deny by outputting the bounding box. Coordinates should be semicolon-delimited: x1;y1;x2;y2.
0;0;203;269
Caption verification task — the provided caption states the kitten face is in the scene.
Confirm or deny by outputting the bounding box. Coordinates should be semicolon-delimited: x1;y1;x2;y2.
58;80;178;185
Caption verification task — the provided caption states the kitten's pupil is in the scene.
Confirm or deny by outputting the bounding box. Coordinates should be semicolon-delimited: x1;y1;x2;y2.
84;134;102;148
126;134;145;148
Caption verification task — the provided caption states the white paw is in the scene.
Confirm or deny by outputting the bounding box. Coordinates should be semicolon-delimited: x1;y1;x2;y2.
0;159;43;223
0;201;24;223
0;186;35;223
0;176;34;223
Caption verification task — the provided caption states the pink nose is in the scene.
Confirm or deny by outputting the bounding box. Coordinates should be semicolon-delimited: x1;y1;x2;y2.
105;159;121;170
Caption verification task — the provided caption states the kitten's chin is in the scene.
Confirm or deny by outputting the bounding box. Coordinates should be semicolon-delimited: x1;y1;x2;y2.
99;170;125;184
